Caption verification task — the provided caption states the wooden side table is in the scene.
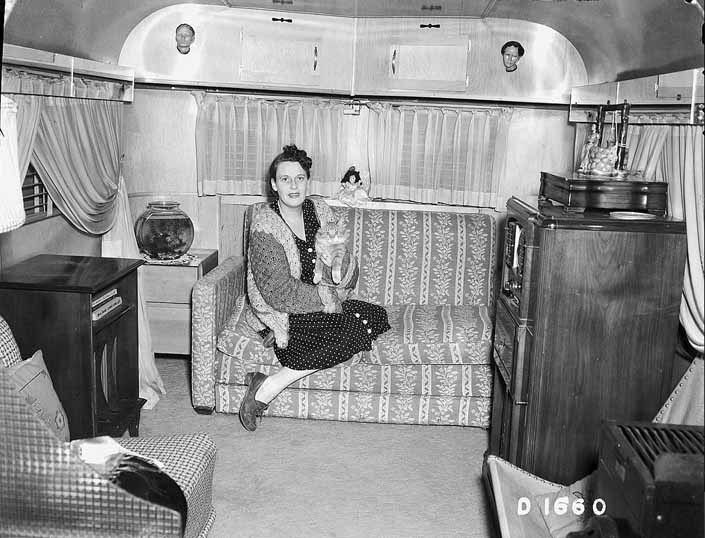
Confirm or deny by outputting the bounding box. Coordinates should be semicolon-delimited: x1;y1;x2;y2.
142;248;218;355
0;254;145;440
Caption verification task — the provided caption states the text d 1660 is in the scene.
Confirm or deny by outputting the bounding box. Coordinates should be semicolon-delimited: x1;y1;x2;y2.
517;496;606;517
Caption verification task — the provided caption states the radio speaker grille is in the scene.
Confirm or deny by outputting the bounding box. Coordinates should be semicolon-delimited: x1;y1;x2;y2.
617;423;704;474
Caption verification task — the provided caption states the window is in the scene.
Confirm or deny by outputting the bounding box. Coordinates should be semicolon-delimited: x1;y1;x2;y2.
22;164;59;223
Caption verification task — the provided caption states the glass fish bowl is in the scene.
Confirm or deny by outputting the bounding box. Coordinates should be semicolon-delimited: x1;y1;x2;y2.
134;201;194;260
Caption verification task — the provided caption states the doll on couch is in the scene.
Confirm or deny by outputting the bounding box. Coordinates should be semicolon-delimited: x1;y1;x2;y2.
337;166;371;207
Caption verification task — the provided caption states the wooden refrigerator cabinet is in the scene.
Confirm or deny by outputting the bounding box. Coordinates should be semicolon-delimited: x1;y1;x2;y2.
489;197;687;485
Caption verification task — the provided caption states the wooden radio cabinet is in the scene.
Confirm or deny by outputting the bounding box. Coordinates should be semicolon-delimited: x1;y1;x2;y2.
0;255;145;440
489;197;687;485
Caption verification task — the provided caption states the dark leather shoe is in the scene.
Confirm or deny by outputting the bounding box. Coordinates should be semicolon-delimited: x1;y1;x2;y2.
239;372;269;432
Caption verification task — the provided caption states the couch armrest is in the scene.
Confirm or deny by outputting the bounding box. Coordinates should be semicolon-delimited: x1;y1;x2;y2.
191;255;246;412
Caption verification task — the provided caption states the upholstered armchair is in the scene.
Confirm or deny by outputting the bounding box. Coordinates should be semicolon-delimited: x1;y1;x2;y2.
0;316;217;538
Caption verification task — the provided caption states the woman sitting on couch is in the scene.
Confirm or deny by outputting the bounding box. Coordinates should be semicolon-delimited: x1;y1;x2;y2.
239;144;390;432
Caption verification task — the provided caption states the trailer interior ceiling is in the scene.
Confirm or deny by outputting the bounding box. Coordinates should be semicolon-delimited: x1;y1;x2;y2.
4;0;704;84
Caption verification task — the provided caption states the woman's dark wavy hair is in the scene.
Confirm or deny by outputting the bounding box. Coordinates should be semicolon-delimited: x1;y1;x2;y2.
268;144;313;181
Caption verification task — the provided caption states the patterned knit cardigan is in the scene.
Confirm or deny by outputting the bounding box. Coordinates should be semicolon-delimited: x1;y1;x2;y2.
246;198;358;349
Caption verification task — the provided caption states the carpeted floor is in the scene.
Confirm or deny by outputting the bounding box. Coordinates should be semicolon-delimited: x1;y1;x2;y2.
141;357;494;538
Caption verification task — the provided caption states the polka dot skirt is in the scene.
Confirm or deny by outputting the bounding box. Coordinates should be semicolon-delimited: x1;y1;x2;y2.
261;199;390;371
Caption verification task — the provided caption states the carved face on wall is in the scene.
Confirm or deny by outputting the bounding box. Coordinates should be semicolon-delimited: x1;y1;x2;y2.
501;41;525;72
175;24;195;54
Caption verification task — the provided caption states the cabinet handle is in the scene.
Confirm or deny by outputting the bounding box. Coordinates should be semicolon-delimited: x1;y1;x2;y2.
421;4;442;10
419;24;441;29
313;44;318;72
271;17;293;23
272;0;293;4
391;48;397;76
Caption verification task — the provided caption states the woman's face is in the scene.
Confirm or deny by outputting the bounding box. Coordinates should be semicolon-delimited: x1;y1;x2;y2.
502;46;520;71
271;161;309;209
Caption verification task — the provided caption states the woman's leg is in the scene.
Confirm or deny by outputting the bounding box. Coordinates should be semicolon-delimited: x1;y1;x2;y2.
254;366;317;404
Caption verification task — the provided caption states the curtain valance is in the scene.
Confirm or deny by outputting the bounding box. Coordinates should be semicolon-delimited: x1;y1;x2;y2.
2;65;131;102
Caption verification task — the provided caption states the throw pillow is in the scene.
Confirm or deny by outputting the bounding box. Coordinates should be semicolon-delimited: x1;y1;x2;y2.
6;350;70;442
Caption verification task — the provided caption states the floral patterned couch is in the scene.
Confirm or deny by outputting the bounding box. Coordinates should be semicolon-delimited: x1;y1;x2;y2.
191;201;498;427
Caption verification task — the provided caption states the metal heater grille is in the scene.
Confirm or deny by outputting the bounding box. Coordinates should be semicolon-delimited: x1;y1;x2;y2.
618;423;705;474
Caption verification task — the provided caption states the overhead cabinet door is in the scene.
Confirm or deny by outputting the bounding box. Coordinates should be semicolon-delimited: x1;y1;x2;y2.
235;13;353;93
240;32;320;87
388;40;469;91
354;19;469;96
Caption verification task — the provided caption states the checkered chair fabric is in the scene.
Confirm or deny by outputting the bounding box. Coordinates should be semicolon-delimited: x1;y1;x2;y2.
0;315;21;368
0;315;216;538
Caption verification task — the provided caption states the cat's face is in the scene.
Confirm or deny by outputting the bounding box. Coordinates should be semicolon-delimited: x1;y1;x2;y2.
318;219;348;243
272;161;309;209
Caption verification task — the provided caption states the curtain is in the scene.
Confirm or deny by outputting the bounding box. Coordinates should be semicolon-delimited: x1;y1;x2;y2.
366;102;512;206
625;124;670;180
661;126;704;354
194;93;345;197
31;97;120;235
102;177;166;409
12;94;42;177
627;123;704;354
0;95;25;233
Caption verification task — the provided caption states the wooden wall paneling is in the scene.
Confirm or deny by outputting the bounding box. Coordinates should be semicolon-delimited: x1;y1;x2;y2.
219;200;249;261
0;217;100;271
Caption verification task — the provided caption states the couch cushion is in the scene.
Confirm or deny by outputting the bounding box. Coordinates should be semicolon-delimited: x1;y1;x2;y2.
330;206;497;307
216;301;493;387
365;304;493;365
